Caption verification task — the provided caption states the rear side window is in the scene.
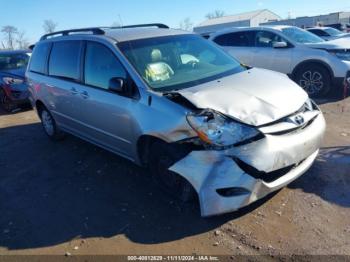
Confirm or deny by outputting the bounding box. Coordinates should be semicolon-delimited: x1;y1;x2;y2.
49;41;81;80
309;29;329;37
84;42;127;90
29;43;50;74
214;31;255;47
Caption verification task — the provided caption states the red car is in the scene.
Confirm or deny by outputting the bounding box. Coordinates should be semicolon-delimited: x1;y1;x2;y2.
0;50;31;112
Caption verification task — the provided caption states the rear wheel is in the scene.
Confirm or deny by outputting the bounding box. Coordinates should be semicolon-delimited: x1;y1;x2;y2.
149;141;195;202
294;64;331;97
0;89;16;112
40;107;65;140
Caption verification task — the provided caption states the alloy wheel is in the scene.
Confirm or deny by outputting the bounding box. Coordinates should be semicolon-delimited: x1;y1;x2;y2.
299;70;324;95
41;110;55;136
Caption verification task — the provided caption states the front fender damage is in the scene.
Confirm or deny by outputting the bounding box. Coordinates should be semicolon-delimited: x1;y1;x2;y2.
168;114;325;217
169;150;258;217
169;149;319;217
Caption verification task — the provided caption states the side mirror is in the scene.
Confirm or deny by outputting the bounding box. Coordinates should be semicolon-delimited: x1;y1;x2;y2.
109;77;125;93
273;41;288;48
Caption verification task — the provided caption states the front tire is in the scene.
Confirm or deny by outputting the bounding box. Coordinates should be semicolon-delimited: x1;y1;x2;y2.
149;141;195;203
294;64;331;97
40;107;65;140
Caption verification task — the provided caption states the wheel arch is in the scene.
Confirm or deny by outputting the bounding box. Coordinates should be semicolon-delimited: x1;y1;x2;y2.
35;100;47;118
137;135;169;166
292;59;334;80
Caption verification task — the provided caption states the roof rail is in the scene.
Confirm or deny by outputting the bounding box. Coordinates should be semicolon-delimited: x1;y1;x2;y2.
39;24;169;41
111;23;169;29
40;27;105;41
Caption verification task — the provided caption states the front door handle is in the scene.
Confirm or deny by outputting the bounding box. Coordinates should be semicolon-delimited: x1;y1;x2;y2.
70;87;78;95
80;91;89;99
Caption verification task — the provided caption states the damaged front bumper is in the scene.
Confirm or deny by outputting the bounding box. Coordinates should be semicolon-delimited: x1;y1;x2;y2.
169;112;326;217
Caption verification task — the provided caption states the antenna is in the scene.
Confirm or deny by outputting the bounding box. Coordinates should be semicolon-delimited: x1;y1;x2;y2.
118;14;124;27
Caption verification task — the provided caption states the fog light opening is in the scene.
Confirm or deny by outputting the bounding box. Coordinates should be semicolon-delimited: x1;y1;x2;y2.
216;187;250;197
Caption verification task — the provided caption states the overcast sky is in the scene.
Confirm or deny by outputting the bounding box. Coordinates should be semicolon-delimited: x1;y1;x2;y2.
1;0;350;43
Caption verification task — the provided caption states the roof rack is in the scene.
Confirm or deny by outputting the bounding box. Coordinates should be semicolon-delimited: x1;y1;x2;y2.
113;23;169;29
39;23;169;41
40;27;105;40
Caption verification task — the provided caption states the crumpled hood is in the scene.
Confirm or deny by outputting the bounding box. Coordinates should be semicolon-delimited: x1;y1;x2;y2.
305;37;350;50
178;68;308;126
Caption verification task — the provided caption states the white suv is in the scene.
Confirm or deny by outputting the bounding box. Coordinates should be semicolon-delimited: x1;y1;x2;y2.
209;25;350;97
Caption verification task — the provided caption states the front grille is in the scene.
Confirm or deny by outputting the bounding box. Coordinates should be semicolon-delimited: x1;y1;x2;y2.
233;157;304;183
258;100;319;136
267;116;317;136
260;100;317;128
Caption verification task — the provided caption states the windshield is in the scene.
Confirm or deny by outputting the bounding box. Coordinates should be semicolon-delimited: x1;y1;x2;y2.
282;27;325;44
324;27;344;36
118;34;244;92
0;53;30;71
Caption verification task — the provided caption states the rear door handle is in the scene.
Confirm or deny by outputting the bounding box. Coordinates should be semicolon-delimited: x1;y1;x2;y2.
80;91;89;99
70;87;78;95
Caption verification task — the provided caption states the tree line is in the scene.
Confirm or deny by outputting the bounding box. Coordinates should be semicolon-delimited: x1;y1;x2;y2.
0;19;58;50
1;10;225;50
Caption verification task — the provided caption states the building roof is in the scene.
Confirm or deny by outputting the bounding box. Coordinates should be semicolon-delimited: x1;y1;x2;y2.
197;9;279;27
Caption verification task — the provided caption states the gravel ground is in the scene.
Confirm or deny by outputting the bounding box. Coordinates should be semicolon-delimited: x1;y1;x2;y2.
0;96;349;258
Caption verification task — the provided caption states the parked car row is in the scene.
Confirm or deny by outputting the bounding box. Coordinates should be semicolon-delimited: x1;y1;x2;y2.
324;23;350;33
307;27;350;41
25;24;326;216
207;25;350;97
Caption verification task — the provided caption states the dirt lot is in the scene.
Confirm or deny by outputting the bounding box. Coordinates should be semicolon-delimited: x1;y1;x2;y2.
0;96;349;258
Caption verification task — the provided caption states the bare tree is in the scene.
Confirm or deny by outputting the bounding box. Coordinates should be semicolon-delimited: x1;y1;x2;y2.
43;19;58;33
205;10;225;20
1;25;18;50
179;18;193;31
16;31;30;49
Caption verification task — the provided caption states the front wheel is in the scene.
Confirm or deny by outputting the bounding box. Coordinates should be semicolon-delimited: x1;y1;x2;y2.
294;64;331;97
40;107;65;140
149;141;196;203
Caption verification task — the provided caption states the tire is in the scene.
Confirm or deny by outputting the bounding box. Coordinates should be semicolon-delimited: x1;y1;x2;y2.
0;89;16;112
39;107;65;141
149;141;195;203
294;64;331;98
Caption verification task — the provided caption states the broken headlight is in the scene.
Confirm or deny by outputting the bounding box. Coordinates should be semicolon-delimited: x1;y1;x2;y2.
187;110;260;148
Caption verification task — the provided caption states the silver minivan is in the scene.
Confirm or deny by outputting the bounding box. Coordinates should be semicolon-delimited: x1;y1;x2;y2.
27;24;326;217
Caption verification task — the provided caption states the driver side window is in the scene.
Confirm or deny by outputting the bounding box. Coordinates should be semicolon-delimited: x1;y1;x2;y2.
255;31;287;48
84;42;127;90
